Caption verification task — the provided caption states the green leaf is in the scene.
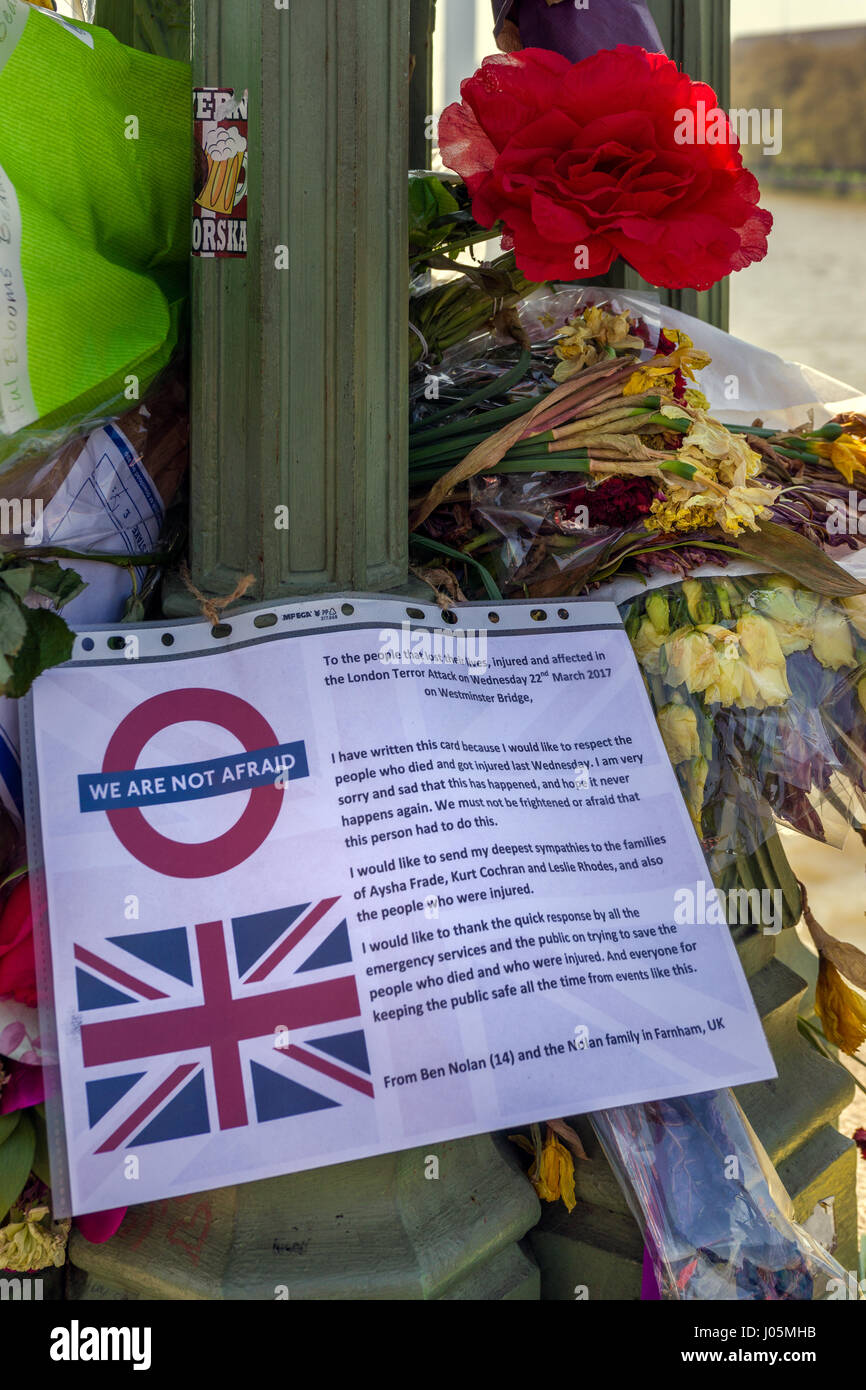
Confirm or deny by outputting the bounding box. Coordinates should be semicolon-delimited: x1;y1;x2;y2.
411;535;503;601
0;590;28;663
735;521;866;596
0;1113;35;1221
27;559;87;610
409;173;460;254
0;1112;21;1146
122;598;147;624
5;607;75;699
0;864;27;892
0;564;33;600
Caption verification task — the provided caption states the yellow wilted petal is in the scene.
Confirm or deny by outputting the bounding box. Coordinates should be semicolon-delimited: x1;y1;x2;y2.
657;703;701;764
0;1207;70;1272
815;957;866;1055
623;364;673;396
680;754;708;832
533;1130;577;1213
645;592;670;636
664;628;721;694
632;616;667;674
828;435;866;485
703;636;745;707
736;613;790;682
842;594;866;640
681;579;704;624
811;605;856;670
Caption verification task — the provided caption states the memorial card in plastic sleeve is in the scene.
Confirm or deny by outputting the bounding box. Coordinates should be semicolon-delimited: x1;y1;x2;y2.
20;596;776;1216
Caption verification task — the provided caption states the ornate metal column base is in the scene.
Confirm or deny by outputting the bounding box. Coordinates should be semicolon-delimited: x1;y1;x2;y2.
66;1135;540;1300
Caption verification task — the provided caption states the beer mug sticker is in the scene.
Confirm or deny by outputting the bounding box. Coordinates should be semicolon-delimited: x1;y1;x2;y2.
192;87;248;259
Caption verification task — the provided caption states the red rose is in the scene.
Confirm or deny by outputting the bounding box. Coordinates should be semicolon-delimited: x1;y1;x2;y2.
439;46;772;291
0;878;37;1008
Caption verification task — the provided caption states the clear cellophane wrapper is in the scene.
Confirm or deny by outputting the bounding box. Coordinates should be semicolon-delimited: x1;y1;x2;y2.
619;573;866;892
591;1089;849;1300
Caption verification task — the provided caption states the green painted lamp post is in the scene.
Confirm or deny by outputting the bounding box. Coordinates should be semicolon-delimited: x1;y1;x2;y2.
68;0;540;1301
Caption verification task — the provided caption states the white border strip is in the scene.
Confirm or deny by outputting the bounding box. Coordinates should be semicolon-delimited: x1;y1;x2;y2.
61;592;624;666
0;1;29;77
0;157;37;435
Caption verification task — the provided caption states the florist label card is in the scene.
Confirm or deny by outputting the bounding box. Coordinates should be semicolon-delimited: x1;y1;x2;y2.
21;596;775;1216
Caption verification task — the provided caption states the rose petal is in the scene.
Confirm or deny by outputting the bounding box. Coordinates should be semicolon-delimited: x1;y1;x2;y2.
0;1020;26;1054
74;1208;128;1244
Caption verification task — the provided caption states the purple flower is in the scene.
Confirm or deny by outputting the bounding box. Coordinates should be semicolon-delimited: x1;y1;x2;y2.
491;0;664;62
0;1059;45;1113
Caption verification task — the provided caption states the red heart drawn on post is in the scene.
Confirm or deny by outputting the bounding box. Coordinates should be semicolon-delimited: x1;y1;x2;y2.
116;1200;168;1251
165;1198;213;1266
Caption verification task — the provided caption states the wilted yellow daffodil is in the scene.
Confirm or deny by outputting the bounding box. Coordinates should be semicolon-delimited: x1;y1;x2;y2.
810;433;866;486
857;675;866;716
534;1129;577;1211
679;419;761;486
632;616;667;674
681;579;705;624
645;591;670;635
510;1126;577;1212
623;362;672;397
663;628;721;694
680;754;708;833
815;957;866;1055
553;305;643;383
842;593;866;640
645;498;719;534
623;330;711;398
753;582;819;655
735;612;791;708
701;627;745;706
680;415;732;460
0;1206;70;1272
657;703;701;764
811;605;856;669
715;483;779;536
661;330;713;382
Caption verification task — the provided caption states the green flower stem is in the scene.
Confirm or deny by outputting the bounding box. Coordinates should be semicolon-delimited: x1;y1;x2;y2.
659;459;698;479
410;347;532;432
410;534;502;601
7;546;169;567
645;413;691;432
462;529;501;554
409;432;501;465
410;227;504;266
492;456;591;473
409;397;536;445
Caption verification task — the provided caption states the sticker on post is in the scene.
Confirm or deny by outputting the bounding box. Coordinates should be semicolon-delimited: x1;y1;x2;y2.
192;87;248;259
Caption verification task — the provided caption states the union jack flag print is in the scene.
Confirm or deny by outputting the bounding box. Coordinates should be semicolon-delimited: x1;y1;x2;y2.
75;898;373;1155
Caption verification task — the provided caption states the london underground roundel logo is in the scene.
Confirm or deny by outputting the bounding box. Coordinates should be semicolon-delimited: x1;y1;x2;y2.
95;690;299;879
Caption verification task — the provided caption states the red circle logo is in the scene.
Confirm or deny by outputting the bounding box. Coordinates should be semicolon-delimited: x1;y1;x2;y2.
101;689;283;878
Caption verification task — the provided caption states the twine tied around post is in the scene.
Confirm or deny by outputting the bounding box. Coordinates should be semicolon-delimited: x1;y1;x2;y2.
178;562;256;628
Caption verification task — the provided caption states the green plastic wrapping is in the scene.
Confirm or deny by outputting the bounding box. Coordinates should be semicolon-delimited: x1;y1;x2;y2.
0;0;190;473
